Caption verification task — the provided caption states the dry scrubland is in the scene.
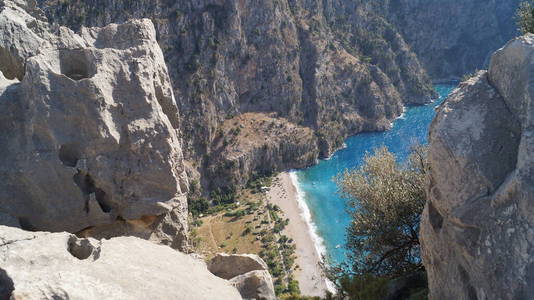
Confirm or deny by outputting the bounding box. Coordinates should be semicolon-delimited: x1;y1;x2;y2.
192;177;303;296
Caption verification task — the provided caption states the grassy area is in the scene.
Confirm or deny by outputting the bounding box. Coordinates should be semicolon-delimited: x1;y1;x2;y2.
190;177;301;297
192;193;264;257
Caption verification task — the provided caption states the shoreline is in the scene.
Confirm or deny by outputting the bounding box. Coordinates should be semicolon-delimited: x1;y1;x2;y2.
267;172;331;297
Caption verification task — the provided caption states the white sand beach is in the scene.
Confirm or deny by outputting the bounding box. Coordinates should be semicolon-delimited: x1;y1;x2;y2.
267;172;329;297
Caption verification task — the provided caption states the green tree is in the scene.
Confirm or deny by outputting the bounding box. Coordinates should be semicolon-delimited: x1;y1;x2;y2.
326;146;429;299
517;1;534;34
338;146;428;277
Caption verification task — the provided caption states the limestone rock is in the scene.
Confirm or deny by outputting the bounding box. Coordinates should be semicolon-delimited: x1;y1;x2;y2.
208;254;275;300
421;35;534;299
208;253;268;280
36;0;436;188
206;113;319;189
0;8;189;250
34;0;520;191
0;0;51;80
0;226;242;300
230;270;276;300
384;0;520;80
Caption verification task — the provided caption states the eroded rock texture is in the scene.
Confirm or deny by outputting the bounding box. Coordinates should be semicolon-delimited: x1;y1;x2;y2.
34;0;521;191
0;2;189;250
36;0;437;190
421;35;534;299
0;226;242;300
208;253;276;300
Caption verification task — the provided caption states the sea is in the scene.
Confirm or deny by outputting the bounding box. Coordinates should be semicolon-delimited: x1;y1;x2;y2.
291;84;457;265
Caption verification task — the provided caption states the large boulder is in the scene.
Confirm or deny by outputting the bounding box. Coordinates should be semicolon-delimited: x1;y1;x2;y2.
0;1;189;250
208;254;275;300
421;34;534;299
0;226;242;300
208;253;269;280
230;270;276;300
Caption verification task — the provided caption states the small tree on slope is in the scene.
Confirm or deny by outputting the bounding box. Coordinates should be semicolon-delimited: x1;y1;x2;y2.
328;146;428;299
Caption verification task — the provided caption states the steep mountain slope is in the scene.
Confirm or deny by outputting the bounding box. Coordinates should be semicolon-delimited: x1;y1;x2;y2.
422;35;534;299
383;0;521;80
36;0;435;189
0;1;189;249
0;226;243;300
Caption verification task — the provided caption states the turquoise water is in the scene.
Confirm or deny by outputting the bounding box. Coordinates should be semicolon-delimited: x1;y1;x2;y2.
293;84;457;265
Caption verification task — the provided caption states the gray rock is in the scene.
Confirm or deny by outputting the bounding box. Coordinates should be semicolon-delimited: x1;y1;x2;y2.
0;226;242;300
384;0;520;80
0;0;51;80
421;34;534;300
0;4;189;250
208;254;275;300
36;0;436;189
208;253;268;280
230;270;276;300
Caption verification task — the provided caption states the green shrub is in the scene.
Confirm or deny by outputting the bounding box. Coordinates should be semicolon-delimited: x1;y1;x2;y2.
210;186;237;205
339;274;389;300
337;146;428;277
242;226;252;236
188;197;209;217
518;1;534;34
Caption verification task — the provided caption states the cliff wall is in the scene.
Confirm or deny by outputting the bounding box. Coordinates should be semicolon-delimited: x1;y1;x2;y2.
37;0;435;189
384;0;520;80
0;1;189;249
421;35;534;299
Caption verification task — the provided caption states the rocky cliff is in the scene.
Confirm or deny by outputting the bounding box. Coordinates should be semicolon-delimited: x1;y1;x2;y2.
34;0;521;191
383;0;521;80
0;0;189;250
36;0;436;190
0;226;243;299
421;34;534;299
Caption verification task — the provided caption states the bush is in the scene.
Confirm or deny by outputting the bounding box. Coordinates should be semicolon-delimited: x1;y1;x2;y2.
337;146;428;277
188;197;209;217
338;274;389;300
242;226;252;236
324;146;430;299
287;278;301;295
210;186;237;205
191;219;203;227
518;1;534;34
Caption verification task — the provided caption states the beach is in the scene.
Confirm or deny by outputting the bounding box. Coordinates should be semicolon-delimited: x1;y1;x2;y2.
267;172;329;297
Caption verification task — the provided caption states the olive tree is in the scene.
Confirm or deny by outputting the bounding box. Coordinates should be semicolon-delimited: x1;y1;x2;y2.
337;146;428;278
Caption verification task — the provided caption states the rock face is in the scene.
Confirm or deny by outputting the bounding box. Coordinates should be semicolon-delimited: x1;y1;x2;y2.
208;253;269;280
208;253;275;300
36;0;436;191
34;0;521;192
383;0;521;80
0;226;242;300
0;1;189;250
230;270;276;300
421;35;534;299
206;112;319;189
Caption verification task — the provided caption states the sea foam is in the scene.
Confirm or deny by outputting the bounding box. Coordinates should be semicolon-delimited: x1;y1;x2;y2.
289;171;337;293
